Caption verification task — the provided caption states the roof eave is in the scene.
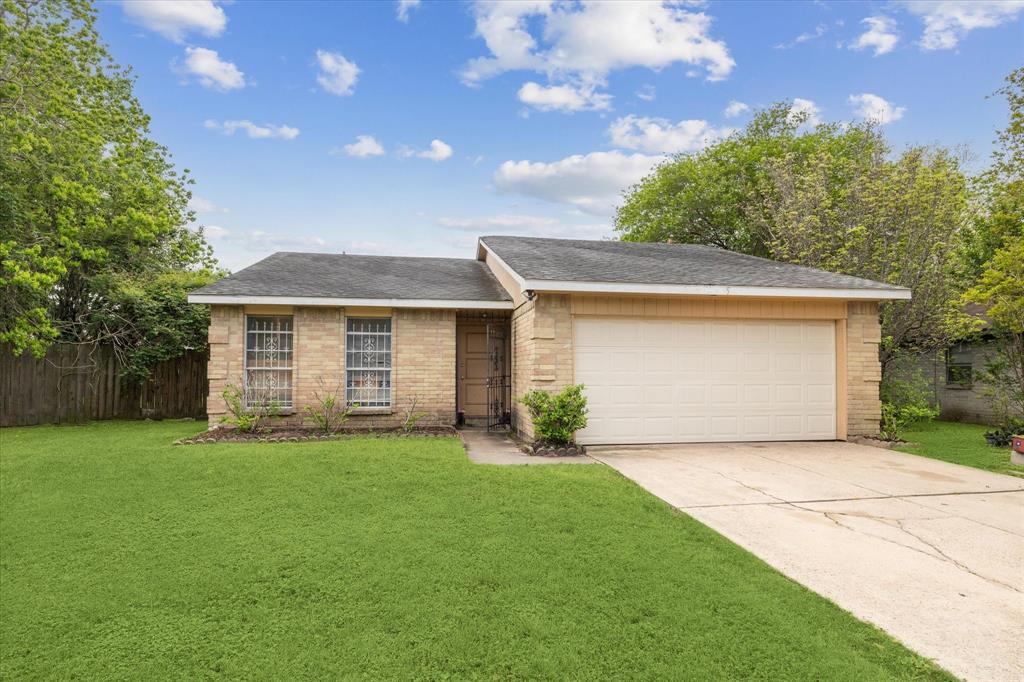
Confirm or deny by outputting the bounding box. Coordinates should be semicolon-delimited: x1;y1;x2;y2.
187;294;513;309
522;279;912;300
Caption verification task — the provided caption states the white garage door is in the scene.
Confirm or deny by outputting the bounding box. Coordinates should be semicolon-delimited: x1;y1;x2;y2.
574;318;836;445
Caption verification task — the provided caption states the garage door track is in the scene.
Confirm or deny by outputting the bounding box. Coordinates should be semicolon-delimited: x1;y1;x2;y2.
590;441;1024;682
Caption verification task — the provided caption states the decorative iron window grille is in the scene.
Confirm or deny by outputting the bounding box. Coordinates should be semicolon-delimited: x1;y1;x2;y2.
244;315;294;408
346;318;392;408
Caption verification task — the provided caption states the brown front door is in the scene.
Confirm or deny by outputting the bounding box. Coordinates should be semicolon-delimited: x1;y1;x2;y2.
458;325;489;418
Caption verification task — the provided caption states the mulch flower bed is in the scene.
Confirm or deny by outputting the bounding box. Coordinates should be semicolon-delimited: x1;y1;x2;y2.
176;426;458;445
522;442;587;457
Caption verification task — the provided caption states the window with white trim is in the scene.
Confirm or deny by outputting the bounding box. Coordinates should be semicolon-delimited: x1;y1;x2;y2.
244;315;293;408
346;318;392;408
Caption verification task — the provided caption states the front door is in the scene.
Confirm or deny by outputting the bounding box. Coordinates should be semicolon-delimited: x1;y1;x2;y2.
458;325;489;418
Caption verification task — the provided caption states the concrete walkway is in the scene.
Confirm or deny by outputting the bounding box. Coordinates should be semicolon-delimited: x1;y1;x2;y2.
590;441;1024;682
460;429;592;465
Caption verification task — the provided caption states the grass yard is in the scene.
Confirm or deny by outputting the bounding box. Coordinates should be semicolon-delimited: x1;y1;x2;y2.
1;421;952;680
896;420;1024;476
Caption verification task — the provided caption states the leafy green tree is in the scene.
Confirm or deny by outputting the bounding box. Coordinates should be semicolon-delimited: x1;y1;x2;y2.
615;103;886;257
758;145;968;371
615;102;970;374
961;69;1024;424
1;0;218;375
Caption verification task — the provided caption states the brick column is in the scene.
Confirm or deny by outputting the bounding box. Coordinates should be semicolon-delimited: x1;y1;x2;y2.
846;301;882;436
206;305;244;426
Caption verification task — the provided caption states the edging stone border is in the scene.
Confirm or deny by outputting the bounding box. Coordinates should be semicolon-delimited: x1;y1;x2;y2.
175;426;459;445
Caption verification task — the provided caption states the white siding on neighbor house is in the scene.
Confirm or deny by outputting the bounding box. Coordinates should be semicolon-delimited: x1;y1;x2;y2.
573;317;837;445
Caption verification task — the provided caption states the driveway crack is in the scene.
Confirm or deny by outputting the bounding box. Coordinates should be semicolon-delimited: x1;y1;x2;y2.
779;502;1024;595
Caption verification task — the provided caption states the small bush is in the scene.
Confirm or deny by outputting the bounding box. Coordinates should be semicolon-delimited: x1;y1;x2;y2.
984;419;1024;447
519;384;588;445
401;395;428;432
304;377;357;433
879;402;938;441
221;380;280;433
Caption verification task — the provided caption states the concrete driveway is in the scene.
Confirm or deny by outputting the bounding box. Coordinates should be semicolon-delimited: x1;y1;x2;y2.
589;442;1024;682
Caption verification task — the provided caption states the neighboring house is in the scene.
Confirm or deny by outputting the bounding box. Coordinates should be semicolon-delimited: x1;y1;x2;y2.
188;236;910;445
917;341;1003;425
913;305;1014;426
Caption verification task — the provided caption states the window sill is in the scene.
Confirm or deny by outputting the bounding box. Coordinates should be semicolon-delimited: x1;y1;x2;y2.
943;385;973;391
351;407;393;415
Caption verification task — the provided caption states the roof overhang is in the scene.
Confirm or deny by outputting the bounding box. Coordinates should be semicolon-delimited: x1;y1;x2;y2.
477;239;911;301
187;294;514;309
518;280;912;300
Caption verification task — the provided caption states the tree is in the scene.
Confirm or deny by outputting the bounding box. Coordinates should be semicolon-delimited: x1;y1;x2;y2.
960;68;1024;424
1;0;218;375
758;145;968;371
615;103;886;257
615;102;970;374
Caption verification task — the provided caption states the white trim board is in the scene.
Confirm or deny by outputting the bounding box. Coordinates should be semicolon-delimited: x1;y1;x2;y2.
187;294;514;309
519;280;912;300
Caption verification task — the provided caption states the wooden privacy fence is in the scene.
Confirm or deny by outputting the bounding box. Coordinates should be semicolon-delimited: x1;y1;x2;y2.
1;343;207;427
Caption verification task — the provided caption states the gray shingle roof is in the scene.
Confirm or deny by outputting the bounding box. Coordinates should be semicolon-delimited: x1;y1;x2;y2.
191;252;511;301
480;236;908;293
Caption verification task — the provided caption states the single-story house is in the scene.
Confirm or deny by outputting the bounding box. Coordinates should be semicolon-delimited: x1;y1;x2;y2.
188;236;911;445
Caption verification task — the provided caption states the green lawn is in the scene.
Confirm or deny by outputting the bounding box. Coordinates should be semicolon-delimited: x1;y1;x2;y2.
1;422;951;680
896;420;1024;476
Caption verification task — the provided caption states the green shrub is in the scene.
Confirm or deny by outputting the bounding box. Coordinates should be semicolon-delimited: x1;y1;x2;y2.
880;402;938;441
519;384;588;445
220;381;280;433
303;377;356;433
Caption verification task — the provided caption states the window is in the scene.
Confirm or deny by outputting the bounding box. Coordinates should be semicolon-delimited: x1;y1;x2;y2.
245;316;293;408
945;362;973;389
346;318;392;408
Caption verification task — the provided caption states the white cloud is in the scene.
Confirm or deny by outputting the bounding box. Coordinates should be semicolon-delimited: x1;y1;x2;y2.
848;93;906;124
400;139;453;161
608;115;733;154
723;100;749;118
850;16;900;56
121;0;226;42
437;214;611;240
636;84;656;101
396;0;420;22
788;98;822;126
315;50;360;96
188;195;228;213
517;81;612;112
336;135;385;157
204;119;300;139
181;47;245;91
774;23;827;49
904;1;1024;50
460;1;734;109
493;150;662;216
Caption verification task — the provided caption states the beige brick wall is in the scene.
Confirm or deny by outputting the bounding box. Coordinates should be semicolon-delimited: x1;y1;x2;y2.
510;294;574;440
204;305;456;428
392;308;456;426
846;301;882;436
206;305;245;424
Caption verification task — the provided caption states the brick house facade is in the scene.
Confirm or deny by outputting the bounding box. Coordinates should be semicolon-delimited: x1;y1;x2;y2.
191;237;907;442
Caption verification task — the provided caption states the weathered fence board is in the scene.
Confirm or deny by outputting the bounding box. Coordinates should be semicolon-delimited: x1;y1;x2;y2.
0;343;206;427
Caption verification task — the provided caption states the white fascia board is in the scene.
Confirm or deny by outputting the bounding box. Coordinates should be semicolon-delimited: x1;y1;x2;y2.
477;240;527;291
187;294;514;309
521;279;912;300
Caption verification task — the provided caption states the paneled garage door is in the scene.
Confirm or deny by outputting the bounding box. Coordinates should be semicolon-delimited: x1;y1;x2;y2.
573;318;836;445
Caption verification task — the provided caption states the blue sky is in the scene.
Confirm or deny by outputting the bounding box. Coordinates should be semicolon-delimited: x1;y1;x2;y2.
97;1;1024;271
